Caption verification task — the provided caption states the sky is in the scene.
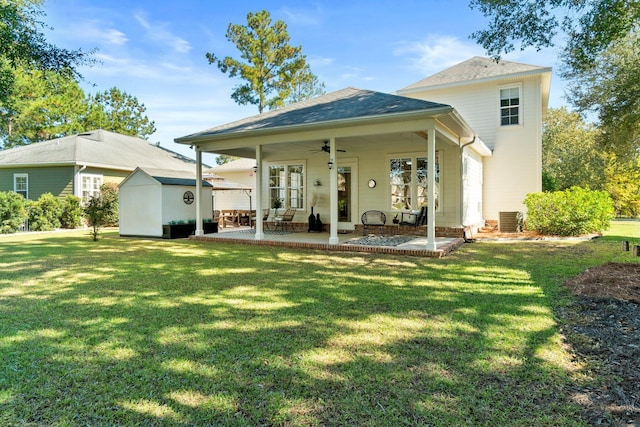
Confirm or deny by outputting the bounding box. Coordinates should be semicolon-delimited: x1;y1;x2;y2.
43;0;567;163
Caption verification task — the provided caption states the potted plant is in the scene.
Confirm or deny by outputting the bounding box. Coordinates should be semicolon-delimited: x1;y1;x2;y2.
272;198;283;216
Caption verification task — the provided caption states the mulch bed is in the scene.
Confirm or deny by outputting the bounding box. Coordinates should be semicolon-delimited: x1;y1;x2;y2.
560;262;640;426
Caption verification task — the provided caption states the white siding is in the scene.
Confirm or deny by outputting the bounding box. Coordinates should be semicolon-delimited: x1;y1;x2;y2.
119;172;163;237
462;150;483;226
404;74;544;221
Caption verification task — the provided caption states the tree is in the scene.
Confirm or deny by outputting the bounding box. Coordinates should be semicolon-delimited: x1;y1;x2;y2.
271;63;326;109
542;107;604;191
84;87;156;139
566;29;640;162
469;0;640;72
215;154;237;165
0;0;93;105
206;10;324;113
1;67;88;147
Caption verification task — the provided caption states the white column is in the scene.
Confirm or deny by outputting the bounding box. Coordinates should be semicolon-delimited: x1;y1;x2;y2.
329;137;339;244
195;149;203;236
426;128;437;250
254;145;264;240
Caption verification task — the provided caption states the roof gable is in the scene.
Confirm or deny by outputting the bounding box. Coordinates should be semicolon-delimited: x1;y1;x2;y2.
399;56;551;92
176;87;452;142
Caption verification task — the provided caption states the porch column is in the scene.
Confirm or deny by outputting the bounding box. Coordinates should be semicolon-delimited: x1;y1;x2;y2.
195;149;203;236
254;144;264;240
426;128;437;250
329;137;339;244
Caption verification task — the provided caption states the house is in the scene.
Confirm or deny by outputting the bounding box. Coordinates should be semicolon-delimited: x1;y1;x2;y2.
175;57;551;249
118;167;213;238
206;158;256;211
0;129;204;201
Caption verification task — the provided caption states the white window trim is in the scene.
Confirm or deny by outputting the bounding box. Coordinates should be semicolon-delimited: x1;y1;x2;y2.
80;173;103;201
266;160;306;210
498;83;523;128
13;173;28;199
388;151;441;213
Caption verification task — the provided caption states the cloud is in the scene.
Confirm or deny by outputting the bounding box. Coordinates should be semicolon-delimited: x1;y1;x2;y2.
280;6;323;26
134;13;192;54
75;21;127;46
394;34;484;74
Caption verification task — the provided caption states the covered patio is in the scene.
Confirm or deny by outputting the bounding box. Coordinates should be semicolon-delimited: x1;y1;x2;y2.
193;225;464;258
175;88;490;256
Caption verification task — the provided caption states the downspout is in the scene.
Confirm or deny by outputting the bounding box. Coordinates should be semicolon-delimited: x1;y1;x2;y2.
459;137;476;240
76;164;87;198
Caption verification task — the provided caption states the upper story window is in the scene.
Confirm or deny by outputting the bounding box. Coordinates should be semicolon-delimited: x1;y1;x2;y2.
13;173;28;199
269;163;305;209
500;86;521;126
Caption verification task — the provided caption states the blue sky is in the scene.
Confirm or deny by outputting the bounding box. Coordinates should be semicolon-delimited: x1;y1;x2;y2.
43;0;566;162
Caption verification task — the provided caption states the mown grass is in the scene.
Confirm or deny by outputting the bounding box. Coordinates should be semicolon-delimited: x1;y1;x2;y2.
1;221;639;426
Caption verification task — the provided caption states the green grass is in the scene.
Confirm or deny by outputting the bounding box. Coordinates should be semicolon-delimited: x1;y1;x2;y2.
1;221;639;426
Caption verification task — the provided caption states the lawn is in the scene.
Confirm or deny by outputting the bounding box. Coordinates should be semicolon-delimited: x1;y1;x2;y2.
1;221;638;426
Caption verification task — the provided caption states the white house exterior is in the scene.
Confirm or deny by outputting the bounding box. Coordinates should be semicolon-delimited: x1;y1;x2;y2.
397;57;551;221
119;168;213;238
174;57;550;249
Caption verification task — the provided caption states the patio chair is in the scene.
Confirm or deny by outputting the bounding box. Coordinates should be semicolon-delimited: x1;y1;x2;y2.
273;207;296;231
261;208;272;230
213;210;221;225
361;210;386;235
400;206;427;228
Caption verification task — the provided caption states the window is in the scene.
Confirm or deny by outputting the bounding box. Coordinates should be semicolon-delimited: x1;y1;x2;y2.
269;164;304;209
13;173;28;199
500;86;520;126
81;174;103;201
390;153;439;211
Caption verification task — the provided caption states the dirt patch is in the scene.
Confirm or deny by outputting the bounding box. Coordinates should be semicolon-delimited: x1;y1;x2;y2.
560;263;640;426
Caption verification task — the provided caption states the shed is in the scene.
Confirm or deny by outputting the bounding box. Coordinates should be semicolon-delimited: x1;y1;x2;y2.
119;167;213;237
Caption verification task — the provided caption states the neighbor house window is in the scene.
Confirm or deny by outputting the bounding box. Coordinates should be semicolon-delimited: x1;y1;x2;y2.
269;164;304;209
500;85;521;126
390;153;439;211
13;173;28;199
81;174;103;201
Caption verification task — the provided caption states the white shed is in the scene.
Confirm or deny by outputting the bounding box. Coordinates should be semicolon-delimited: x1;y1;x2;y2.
119;167;213;237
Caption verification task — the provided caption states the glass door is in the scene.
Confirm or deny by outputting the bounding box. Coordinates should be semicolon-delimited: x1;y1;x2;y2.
337;160;358;230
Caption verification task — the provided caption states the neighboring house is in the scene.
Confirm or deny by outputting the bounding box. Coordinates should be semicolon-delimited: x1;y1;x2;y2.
0;129;203;201
206;158;256;211
175;57;551;249
119;167;213;238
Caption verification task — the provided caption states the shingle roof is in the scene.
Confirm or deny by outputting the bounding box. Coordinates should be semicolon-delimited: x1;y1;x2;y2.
176;87;452;142
153;176;212;187
399;56;551;92
0;130;199;173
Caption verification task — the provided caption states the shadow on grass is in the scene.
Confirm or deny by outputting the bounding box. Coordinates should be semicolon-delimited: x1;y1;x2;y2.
0;231;637;425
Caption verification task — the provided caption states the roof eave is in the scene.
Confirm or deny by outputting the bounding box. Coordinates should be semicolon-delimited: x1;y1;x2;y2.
174;106;455;145
397;67;553;95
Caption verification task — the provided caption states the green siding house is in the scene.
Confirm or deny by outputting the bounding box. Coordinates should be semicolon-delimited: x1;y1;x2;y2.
0;130;200;201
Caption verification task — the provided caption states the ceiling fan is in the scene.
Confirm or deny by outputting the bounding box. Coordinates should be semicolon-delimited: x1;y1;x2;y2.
312;140;346;154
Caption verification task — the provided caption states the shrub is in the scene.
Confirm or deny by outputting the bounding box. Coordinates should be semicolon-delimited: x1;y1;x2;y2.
27;193;63;231
0;191;28;234
99;182;119;226
524;186;615;236
60;195;83;229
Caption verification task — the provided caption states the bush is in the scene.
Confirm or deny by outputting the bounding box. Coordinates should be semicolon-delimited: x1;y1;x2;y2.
60;195;83;229
99;182;119;226
27;193;63;231
524;186;615;236
0;191;28;234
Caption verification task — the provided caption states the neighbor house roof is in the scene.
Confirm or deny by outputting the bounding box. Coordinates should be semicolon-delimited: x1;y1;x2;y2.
0;129;201;173
398;56;552;93
175;87;454;144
